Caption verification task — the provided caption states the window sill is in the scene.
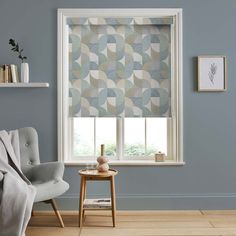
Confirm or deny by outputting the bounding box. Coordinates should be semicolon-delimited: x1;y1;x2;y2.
64;160;185;166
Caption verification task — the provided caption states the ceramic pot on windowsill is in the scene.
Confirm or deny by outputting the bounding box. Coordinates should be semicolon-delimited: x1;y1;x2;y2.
21;62;29;83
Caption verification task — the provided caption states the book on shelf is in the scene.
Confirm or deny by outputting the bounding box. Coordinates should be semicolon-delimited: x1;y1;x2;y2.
10;64;19;83
83;198;111;209
0;66;3;83
4;65;9;83
0;64;19;83
8;65;12;83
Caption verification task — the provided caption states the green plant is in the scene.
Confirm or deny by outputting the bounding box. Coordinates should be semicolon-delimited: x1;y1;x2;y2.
9;38;27;63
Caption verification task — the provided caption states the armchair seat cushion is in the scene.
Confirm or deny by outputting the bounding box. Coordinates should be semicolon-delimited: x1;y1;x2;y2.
21;162;69;202
32;179;69;202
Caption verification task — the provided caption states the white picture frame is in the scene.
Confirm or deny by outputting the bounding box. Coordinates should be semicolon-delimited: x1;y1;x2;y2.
198;55;227;91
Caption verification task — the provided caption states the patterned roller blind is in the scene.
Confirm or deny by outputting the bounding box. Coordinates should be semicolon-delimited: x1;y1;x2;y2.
67;17;173;117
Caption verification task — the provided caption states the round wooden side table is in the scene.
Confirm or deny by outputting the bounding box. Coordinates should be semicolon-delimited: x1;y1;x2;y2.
78;169;118;227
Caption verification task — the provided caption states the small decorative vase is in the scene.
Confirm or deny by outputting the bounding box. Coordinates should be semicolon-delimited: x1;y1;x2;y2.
97;144;109;172
21;62;29;83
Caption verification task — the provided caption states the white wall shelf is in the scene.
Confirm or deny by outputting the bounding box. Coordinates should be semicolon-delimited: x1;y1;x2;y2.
0;83;49;88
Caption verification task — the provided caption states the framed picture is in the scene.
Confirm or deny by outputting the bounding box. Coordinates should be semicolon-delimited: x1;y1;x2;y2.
198;55;227;91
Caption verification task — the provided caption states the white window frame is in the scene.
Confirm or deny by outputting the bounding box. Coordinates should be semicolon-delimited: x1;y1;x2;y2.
57;8;184;166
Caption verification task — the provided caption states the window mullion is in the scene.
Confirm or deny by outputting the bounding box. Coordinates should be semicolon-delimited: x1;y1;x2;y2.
117;117;123;161
167;117;175;161
145;118;147;156
94;117;96;160
69;118;73;162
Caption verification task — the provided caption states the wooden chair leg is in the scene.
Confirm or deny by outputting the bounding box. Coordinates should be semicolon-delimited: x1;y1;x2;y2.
45;199;65;228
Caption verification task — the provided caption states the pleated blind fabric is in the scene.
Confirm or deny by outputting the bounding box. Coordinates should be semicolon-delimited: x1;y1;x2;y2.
67;17;173;117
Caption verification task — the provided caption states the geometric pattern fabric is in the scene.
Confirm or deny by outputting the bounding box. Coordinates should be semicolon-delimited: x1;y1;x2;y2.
67;17;172;117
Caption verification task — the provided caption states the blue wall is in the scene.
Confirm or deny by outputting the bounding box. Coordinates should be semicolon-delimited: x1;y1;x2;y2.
1;0;236;210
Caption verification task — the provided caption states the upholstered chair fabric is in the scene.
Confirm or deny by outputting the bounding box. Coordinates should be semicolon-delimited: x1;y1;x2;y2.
18;127;69;203
18;127;40;168
0;172;3;203
0;127;69;227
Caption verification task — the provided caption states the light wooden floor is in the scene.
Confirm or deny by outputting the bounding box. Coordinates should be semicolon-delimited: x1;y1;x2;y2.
26;210;236;236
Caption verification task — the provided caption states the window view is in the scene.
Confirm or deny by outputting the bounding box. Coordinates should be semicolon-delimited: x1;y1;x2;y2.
73;118;167;161
73;118;94;157
146;118;167;156
124;118;145;157
95;118;116;158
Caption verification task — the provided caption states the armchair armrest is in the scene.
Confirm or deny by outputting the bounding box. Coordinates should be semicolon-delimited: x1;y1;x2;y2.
26;162;65;182
0;171;3;182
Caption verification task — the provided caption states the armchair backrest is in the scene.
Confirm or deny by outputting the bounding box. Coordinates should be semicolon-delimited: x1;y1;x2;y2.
18;127;40;169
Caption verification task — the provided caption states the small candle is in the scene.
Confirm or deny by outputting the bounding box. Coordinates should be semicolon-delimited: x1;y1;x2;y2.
101;144;105;156
155;152;165;162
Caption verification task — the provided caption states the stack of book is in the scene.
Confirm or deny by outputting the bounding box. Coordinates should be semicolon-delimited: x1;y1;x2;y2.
83;198;111;209
0;64;19;83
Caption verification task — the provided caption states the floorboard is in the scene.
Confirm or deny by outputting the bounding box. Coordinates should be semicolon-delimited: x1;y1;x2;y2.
26;210;236;236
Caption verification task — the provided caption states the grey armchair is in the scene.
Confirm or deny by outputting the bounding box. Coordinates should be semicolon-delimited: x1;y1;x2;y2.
18;127;69;227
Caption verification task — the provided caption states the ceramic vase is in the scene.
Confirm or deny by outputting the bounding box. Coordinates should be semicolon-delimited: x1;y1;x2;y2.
97;144;109;172
21;62;29;83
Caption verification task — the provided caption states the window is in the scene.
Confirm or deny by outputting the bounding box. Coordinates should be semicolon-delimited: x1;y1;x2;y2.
72;117;168;162
58;9;183;165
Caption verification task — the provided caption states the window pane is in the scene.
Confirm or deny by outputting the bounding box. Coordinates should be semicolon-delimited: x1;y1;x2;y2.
73;118;94;157
146;118;167;156
96;118;116;158
124;118;145;157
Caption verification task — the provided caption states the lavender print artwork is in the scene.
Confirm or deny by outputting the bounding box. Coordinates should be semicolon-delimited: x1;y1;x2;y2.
198;56;226;91
208;63;217;84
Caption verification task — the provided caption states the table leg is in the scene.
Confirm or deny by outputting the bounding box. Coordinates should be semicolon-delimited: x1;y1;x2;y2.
82;180;87;220
110;176;116;227
79;176;85;227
